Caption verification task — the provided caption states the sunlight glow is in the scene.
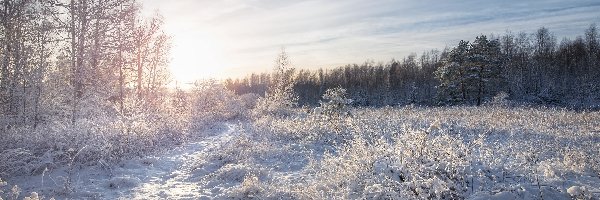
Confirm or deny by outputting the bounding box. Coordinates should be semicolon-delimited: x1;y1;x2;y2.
169;32;226;84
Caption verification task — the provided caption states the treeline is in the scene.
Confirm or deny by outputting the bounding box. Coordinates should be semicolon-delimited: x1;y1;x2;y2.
226;25;600;108
0;0;172;128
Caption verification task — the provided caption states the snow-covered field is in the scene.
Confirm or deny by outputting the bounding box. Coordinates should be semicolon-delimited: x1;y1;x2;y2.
1;106;600;199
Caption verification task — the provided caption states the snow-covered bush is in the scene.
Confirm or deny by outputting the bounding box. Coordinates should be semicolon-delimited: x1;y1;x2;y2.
0;178;7;198
567;186;593;200
227;106;600;199
0;88;198;180
315;87;353;119
4;100;598;199
224;174;265;199
253;91;297;118
0;183;20;200
190;80;247;131
301;128;470;199
239;93;260;110
0;179;52;200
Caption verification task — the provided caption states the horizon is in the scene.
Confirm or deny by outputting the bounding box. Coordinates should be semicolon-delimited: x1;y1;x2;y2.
142;0;600;83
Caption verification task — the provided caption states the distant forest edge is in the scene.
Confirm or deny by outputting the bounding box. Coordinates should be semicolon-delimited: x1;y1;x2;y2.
225;25;600;109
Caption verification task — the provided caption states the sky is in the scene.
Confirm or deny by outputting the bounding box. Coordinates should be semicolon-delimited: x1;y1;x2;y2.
141;0;600;83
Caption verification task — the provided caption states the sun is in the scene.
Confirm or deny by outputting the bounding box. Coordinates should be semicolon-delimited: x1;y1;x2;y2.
169;32;226;86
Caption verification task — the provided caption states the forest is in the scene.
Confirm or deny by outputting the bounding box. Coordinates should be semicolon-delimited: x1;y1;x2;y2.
226;26;600;109
0;0;177;129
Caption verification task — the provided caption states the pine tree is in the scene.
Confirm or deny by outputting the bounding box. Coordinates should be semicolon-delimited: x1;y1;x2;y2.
435;40;469;104
468;35;503;106
435;36;504;105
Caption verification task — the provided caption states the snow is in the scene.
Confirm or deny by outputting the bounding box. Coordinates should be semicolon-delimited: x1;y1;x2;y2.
4;123;238;199
2;106;600;199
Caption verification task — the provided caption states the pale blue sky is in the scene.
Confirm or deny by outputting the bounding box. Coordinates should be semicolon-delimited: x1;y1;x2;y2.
142;0;600;82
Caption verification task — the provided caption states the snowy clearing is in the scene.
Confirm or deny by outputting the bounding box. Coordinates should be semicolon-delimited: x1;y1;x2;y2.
2;106;600;200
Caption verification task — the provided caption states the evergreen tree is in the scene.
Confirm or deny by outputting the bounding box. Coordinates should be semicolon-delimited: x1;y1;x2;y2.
435;40;469;104
468;35;504;106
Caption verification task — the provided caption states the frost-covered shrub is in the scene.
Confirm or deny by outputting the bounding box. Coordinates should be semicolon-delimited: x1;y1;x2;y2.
562;150;594;174
0;148;39;177
232;106;600;199
0;183;20;200
190;81;247;130
302;128;470;199
253;94;297;118
567;186;593;200
224;174;265;199
315;87;353;119
0;179;52;200
239;93;260;110
0;92;196;178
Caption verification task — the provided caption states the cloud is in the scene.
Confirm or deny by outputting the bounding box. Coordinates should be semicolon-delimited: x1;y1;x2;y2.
142;0;600;80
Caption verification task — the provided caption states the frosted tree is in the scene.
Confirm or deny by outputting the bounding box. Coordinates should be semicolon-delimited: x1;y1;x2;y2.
271;48;297;107
254;48;298;116
0;0;57;127
317;87;353;118
52;0;140;122
112;1;138;114
133;13;164;101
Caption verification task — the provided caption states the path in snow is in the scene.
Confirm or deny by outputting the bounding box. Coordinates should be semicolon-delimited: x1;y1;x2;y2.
8;123;238;200
122;123;238;199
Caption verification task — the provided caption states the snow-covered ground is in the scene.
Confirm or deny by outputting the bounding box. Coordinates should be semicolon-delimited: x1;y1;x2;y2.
5;124;238;199
2;106;600;199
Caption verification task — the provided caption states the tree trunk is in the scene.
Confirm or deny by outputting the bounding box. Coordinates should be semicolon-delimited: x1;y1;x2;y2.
117;17;124;114
477;65;484;106
136;39;143;99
